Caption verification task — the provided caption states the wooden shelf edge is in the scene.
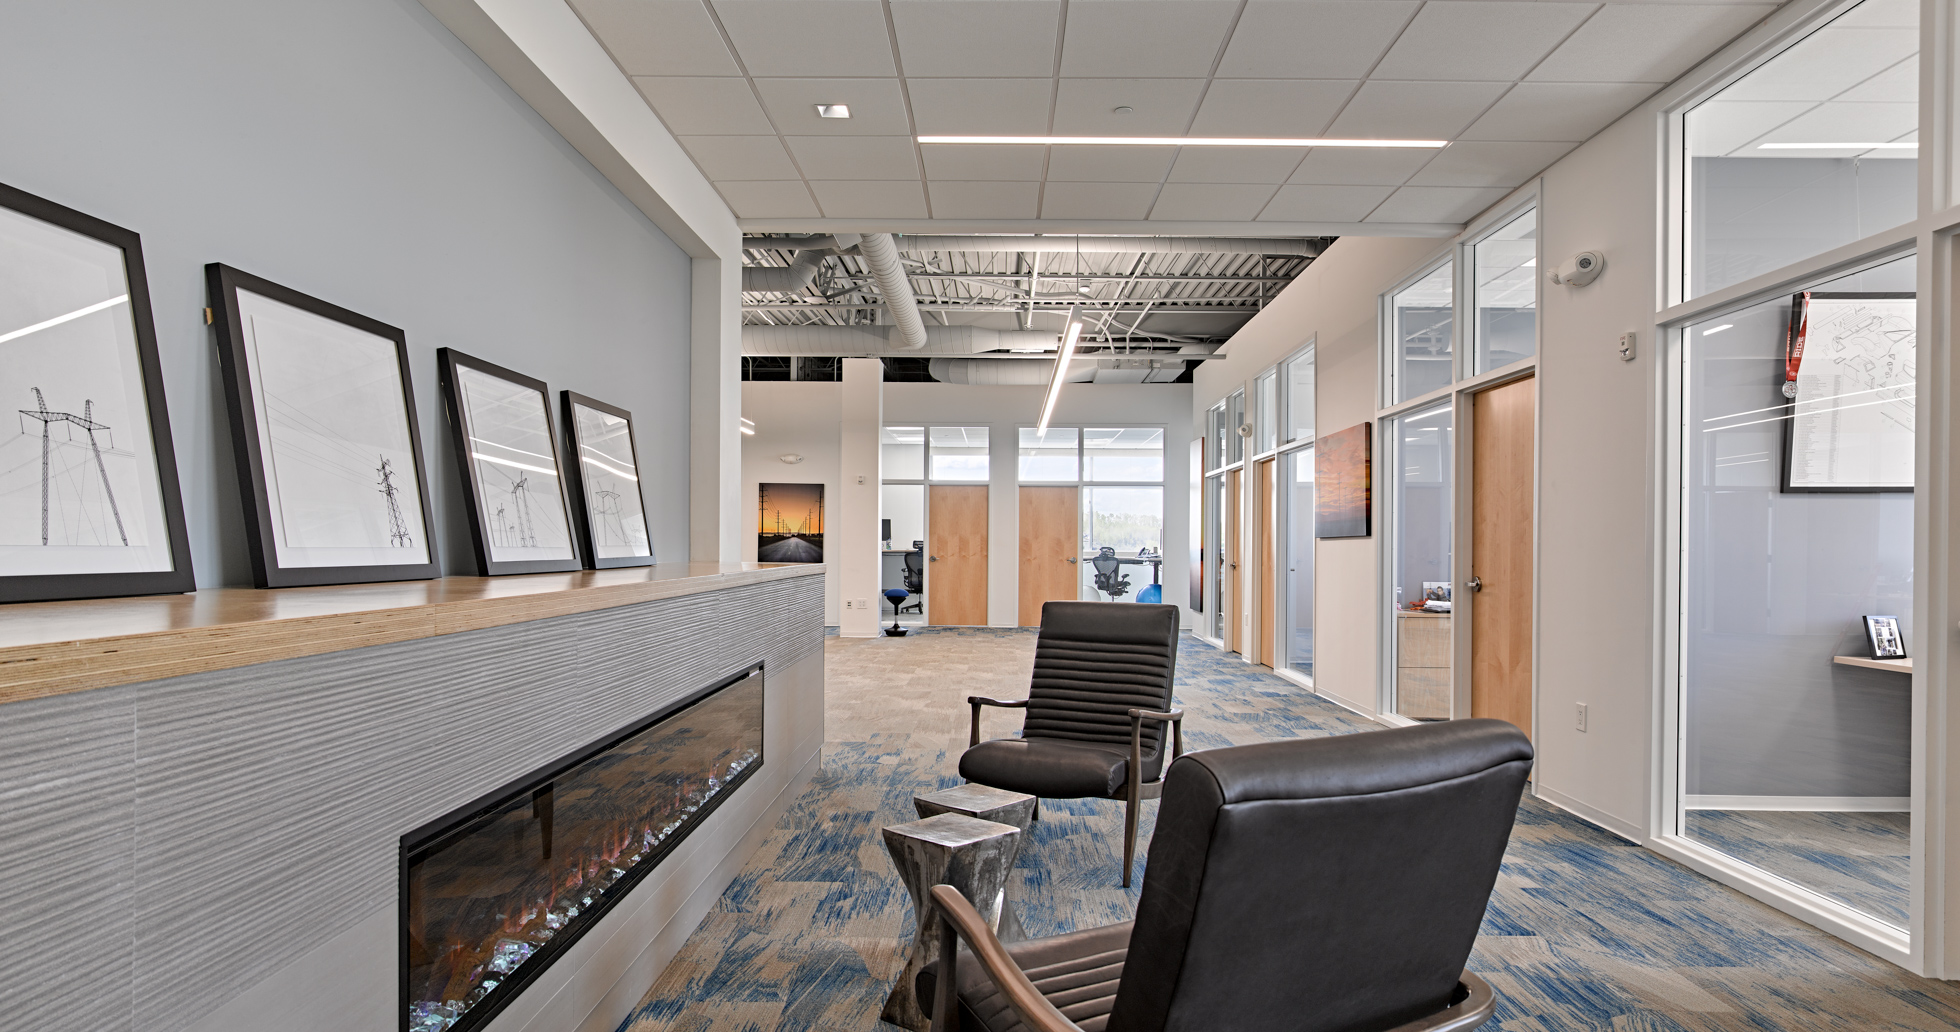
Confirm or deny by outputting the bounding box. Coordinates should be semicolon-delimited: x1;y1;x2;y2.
0;564;823;706
1832;655;1912;674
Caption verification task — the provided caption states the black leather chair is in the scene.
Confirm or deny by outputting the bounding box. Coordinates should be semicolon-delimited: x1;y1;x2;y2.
961;600;1181;886
920;719;1533;1032
901;549;925;613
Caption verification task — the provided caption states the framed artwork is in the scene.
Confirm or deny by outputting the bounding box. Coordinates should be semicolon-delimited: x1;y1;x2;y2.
1864;615;1907;660
561;391;653;569
757;483;823;563
1780;291;1915;493
1315;422;1371;539
0;182;194;603
206;264;441;587
437;349;581;576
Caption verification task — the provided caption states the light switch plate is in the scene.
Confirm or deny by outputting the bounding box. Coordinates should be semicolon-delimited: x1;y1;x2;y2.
1575;702;1589;732
1617;332;1636;362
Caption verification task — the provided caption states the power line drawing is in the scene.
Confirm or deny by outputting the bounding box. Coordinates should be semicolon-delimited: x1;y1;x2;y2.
377;456;413;548
17;387;127;547
592;484;627;545
509;473;537;548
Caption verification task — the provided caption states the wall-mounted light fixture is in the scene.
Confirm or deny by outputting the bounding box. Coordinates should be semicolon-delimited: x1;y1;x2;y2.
779;453;804;464
1036;311;1084;435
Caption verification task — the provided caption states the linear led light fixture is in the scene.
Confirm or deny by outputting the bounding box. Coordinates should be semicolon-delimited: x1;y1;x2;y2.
1037;313;1084;435
1757;142;1917;149
740;417;756;436
918;135;1448;148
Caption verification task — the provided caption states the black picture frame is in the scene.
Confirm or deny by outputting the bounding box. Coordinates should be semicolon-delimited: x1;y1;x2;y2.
560;391;655;570
1864;615;1907;660
206;264;442;588
436;349;583;576
0;182;195;603
1779;291;1915;495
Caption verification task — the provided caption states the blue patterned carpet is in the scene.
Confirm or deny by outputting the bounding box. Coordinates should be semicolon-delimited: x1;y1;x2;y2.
619;629;1960;1032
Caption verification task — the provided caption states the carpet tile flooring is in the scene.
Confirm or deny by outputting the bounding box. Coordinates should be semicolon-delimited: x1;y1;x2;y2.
618;628;1960;1031
1685;810;1911;929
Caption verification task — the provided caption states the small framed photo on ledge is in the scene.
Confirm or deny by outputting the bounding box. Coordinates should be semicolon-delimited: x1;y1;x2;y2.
1864;615;1907;660
437;349;582;576
561;391;653;569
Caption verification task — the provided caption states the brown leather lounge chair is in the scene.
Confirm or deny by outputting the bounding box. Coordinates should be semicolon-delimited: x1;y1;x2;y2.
921;719;1534;1032
960;600;1183;887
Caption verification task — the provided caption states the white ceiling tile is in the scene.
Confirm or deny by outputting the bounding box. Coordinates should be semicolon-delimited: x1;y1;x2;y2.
928;180;1043;219
1459;82;1659;142
1372;2;1593;81
1365;185;1510;224
679;135;800;179
1060;1;1241;78
1406;141;1575;187
1717;25;1918;102
1288;146;1435;185
1835;0;1917;30
811;180;931;218
1189;80;1354;137
633;77;775;134
1053;79;1206;135
785;136;921;179
752;78;912;135
1528;5;1775;85
1216;1;1418;79
908;79;1054;134
1045;145;1176;181
1839;54;1918;103
1040;181;1160;219
1685;100;1817;155
710;0;896;77
716;180;821;217
891;1;1062;77
1149;182;1280;220
572;0;739;76
1324;81;1509;139
1258;184;1396;222
921;143;1050;180
1167;147;1309;184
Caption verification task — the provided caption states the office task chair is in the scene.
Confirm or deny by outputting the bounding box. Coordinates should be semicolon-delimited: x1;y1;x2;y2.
884;588;911;636
1090;546;1132;601
919;720;1533;1032
960;601;1180;886
901;549;925;614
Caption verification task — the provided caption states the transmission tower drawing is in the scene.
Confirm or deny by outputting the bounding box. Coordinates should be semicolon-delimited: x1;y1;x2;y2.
509;474;538;548
492;504;511;547
376;456;413;548
593;485;624;545
18;387;127;547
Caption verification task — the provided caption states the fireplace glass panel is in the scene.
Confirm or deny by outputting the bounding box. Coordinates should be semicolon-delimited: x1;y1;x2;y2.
403;668;764;1032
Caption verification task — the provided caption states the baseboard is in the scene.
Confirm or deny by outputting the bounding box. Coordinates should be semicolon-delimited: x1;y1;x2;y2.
1532;783;1646;844
1685;795;1910;812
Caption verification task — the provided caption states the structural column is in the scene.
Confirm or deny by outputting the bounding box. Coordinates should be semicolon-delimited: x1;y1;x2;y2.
839;358;883;636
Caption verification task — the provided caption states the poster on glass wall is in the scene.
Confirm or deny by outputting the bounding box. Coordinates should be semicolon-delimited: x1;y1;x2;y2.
1315;422;1371;539
438;349;582;576
0;182;194;603
757;483;823;563
561;391;653;569
207;264;440;587
1780;291;1915;493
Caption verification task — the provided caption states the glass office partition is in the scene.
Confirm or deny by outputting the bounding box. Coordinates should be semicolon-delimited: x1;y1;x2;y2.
1284;349;1314;443
1389;405;1453;719
929;426;989;481
1474;209;1537;373
1286;446;1315;679
1256;370;1278;453
1082;487;1164;602
1226;390;1246;464
883;427;924;479
1392;263;1455;403
1206;401;1227;471
1019;427;1078;481
881;483;926;623
1085;427;1164;481
1680;254;1915;927
1683;0;1918;299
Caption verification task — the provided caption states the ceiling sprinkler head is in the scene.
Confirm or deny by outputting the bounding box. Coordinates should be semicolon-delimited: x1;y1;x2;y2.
1113;106;1134;115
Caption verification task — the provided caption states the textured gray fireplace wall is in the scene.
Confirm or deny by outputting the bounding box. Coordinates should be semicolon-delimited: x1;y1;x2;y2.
0;572;825;1032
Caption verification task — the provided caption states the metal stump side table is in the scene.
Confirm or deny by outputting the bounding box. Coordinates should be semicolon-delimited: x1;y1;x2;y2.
913;783;1037;943
880;813;1020;1031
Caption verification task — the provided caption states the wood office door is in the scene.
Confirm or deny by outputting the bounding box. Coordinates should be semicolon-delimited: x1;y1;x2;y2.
1019;486;1079;625
1471;376;1534;739
1225;468;1242;654
929;485;989;625
1256;458;1276;668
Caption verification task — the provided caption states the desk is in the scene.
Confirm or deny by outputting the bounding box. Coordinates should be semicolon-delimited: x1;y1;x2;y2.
1396;610;1452;719
1833;655;1912;674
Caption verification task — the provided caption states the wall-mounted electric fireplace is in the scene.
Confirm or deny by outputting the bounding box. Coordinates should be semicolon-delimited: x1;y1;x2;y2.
401;665;765;1032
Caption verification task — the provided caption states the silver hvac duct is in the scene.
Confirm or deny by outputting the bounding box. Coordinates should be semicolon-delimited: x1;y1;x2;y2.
741;249;826;293
742;324;1060;356
856;233;928;350
746;235;1325;256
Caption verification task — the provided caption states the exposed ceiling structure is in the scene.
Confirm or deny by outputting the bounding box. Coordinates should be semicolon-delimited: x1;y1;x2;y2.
568;0;1779;232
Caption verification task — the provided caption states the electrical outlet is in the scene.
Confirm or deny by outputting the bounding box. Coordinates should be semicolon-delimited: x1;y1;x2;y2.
843;599;853;610
1575;703;1589;732
858;598;869;612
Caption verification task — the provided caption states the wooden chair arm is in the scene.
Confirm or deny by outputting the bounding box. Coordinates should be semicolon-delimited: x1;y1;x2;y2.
968;696;1029;748
1127;707;1185;761
929;884;1084;1032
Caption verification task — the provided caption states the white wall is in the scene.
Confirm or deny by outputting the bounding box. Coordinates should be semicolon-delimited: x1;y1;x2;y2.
740;381;842;624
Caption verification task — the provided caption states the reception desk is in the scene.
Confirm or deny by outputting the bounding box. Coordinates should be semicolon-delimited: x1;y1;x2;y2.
0;563;826;1032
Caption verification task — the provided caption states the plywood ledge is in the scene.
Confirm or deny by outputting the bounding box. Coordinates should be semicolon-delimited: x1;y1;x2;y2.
0;563;824;705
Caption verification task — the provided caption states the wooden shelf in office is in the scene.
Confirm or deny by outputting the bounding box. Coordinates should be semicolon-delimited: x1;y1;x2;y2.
0;562;822;707
1832;655;1912;674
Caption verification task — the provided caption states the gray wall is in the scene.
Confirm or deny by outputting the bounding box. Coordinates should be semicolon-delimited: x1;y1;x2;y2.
0;0;692;584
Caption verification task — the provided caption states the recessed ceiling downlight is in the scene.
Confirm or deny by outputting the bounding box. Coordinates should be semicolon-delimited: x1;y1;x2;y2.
816;104;851;119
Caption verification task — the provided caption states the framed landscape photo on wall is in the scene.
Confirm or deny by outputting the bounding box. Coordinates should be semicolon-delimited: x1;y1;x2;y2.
438;349;582;576
561;391;653;569
757;483;823;563
0;182;195;603
1315;422;1371;539
206;264;441;587
1780;291;1915;493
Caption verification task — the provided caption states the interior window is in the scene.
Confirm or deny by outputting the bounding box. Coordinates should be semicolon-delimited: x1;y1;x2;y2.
1392;262;1455;403
1474;210;1537;373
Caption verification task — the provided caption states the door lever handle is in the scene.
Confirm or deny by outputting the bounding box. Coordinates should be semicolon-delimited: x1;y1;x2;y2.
1466;575;1482;592
1066;557;1077;563
929;556;939;562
